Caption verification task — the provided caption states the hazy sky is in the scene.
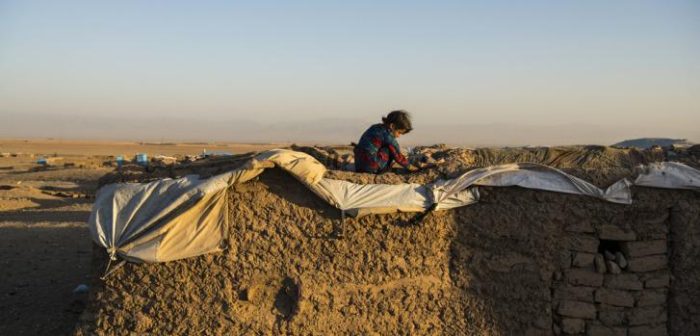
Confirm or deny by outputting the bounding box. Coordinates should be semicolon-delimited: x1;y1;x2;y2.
1;0;698;144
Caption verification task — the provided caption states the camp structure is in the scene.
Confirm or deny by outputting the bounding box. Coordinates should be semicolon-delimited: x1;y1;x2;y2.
79;146;700;335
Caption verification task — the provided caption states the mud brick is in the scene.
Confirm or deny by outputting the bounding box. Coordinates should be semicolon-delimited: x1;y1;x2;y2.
628;255;667;273
644;274;670;288
628;306;667;326
598;311;625;326
594;254;606;273
598;225;636;241
642;211;669;225
605;260;622;274
586;324;626;336
646;233;666;240
554;271;564;281
614;252;627;269
572;252;595;268
567;269;604;287
552;318;580;335
568;235;600;253
621;240;667;257
594;288;634;307
557;300;597;319
559;318;584;334
629;325;667;336
565;222;595;233
524;327;553;336
636;289;667;307
598;303;625;312
605;274;643;291
554;286;595;303
534;315;552;330
559;250;572;269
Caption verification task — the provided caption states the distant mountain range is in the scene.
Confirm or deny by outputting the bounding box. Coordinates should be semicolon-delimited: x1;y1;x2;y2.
1;112;697;147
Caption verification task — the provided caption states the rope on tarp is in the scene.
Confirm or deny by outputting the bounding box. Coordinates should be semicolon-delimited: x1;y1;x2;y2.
332;209;346;239
99;248;127;280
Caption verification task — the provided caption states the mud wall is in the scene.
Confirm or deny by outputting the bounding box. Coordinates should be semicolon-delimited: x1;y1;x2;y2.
669;198;700;334
76;169;700;335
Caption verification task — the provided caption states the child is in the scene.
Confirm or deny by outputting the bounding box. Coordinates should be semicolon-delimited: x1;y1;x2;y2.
354;110;420;173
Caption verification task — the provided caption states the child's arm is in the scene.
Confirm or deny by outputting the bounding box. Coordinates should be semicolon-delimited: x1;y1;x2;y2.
385;137;411;169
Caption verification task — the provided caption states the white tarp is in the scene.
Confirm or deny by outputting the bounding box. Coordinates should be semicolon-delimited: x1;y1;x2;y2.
431;163;633;207
314;179;480;217
634;162;700;190
88;149;700;263
89;162;267;262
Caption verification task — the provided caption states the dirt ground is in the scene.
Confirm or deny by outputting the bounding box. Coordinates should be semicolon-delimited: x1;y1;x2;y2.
0;139;279;335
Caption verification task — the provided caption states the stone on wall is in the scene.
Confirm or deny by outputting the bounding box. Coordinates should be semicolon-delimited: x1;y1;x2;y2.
558;300;597;319
627;255;667;273
598;225;636;241
561;318;585;334
627;306;667;326
572;252;595;268
594;288;634;307
604;274;643;291
621;240;667;258
568;235;600;253
567;270;604;287
586;324;626;336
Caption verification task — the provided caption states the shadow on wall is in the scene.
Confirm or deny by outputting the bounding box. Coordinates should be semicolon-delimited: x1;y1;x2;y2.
260;169;540;335
669;196;700;335
445;185;700;335
447;187;565;335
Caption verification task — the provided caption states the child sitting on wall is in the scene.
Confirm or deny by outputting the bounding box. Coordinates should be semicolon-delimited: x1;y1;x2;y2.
354;110;421;173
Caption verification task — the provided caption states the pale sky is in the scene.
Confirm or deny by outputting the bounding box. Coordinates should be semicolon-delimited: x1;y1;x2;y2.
1;0;698;144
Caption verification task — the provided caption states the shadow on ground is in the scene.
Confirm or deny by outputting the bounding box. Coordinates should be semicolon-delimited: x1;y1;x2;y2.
0;225;93;336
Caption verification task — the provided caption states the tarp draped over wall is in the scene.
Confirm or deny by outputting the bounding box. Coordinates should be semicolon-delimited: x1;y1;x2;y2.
634;162;700;191
88;149;700;263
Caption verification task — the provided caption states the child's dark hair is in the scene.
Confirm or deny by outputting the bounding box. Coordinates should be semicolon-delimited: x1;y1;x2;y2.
382;110;412;134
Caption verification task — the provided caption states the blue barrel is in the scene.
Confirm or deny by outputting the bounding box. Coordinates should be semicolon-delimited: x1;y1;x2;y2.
135;153;148;167
116;155;124;168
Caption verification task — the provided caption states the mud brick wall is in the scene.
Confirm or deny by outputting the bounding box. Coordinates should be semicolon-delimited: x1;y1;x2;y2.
553;189;699;336
669;199;700;335
77;172;700;335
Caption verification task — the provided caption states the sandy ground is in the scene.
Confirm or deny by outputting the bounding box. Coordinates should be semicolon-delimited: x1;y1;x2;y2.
0;139;280;335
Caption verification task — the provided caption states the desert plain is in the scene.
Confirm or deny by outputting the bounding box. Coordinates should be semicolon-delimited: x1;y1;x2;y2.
0;139;280;335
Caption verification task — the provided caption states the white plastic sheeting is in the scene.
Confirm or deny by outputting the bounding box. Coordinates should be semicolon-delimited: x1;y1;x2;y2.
89;165;265;262
432;163;633;207
314;179;480;217
88;149;700;263
634;162;700;191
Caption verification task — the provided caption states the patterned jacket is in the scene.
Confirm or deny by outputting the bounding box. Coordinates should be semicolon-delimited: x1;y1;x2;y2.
354;124;409;173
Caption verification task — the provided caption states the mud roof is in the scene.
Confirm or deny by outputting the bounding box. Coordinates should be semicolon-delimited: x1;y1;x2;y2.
98;145;700;188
